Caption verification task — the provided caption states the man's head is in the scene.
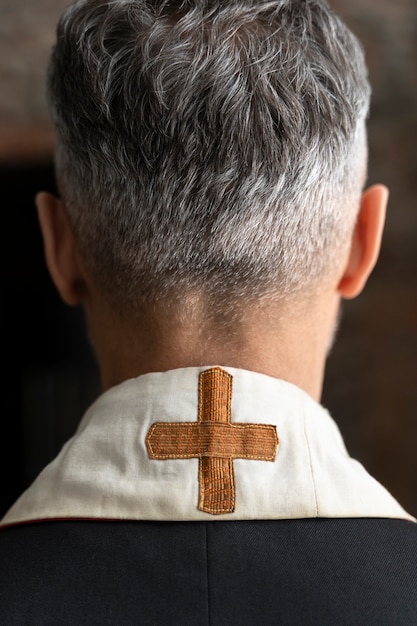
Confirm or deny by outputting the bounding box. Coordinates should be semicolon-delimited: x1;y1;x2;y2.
43;0;372;321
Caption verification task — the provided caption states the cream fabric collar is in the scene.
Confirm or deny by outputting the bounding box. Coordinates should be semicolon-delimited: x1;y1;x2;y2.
1;366;415;527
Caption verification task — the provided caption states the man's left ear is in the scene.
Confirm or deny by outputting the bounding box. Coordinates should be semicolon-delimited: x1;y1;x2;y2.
338;184;388;299
36;191;86;306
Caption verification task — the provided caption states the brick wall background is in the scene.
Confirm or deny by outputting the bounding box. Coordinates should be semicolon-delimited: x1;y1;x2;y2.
1;0;416;517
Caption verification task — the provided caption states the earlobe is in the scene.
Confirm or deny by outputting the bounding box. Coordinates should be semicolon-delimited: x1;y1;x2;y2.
338;184;388;299
36;191;86;306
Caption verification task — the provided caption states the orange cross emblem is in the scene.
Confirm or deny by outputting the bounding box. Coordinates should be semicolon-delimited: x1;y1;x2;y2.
146;367;279;515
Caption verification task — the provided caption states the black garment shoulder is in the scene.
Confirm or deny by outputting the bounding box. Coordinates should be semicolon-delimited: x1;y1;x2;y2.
0;517;416;625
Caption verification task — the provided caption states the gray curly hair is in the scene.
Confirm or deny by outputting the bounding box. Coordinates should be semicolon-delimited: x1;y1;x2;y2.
48;0;371;315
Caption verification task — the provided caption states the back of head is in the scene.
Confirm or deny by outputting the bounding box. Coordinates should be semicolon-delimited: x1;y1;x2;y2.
48;0;371;317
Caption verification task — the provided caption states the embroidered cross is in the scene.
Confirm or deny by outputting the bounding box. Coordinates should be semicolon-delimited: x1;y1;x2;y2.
146;366;279;515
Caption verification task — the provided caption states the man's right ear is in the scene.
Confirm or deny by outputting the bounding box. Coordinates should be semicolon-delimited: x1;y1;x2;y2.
338;184;388;299
35;191;86;306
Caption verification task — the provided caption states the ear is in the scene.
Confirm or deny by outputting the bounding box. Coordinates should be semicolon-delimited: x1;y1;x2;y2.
36;191;86;306
338;184;388;299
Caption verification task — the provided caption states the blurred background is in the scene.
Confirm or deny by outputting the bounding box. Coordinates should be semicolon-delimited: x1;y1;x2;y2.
1;0;416;519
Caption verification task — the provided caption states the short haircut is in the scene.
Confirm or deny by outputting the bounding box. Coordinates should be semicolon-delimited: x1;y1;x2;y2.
48;0;371;315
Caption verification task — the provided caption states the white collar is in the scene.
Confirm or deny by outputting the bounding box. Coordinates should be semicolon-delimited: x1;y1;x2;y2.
1;366;415;527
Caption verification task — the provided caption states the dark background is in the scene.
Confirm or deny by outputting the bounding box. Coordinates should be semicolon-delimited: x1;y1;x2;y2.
1;164;100;514
1;0;416;519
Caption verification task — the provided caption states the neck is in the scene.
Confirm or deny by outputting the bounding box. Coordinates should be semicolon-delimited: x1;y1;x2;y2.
85;290;341;403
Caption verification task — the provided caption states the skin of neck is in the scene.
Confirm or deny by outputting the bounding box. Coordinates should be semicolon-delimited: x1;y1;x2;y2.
83;283;342;403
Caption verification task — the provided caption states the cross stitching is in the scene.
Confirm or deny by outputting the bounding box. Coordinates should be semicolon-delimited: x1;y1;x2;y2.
146;367;279;514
